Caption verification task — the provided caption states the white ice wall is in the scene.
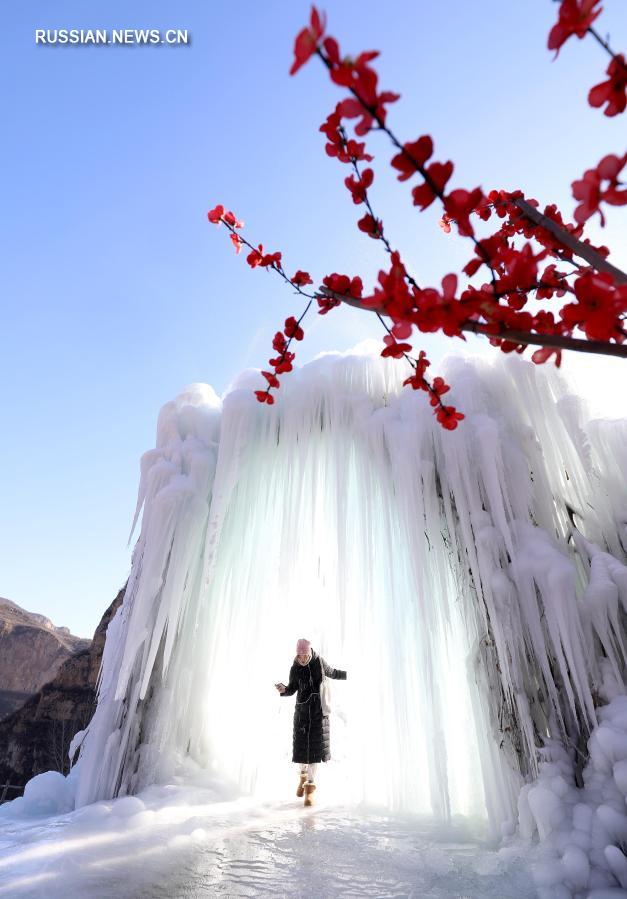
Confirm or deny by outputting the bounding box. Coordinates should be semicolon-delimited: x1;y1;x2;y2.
74;347;627;837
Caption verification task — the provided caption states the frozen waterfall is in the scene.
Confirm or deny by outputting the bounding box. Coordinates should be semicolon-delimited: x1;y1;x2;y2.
73;345;627;837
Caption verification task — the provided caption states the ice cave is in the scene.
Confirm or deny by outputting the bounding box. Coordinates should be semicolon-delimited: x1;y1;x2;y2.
72;344;627;841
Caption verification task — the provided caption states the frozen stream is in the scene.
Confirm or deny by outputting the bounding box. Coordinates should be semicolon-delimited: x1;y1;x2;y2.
0;780;539;898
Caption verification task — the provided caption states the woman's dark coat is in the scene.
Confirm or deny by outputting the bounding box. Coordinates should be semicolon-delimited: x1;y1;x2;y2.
281;648;347;764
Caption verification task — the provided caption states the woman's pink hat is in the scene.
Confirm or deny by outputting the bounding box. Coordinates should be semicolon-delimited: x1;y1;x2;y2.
296;638;311;655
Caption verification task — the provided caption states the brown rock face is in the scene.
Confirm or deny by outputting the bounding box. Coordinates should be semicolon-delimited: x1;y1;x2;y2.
0;588;124;792
0;598;90;718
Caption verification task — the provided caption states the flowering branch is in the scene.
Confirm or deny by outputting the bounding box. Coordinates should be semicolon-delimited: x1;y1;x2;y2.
206;3;627;431
209;207;461;426
548;1;627;115
319;287;627;358
511;197;626;283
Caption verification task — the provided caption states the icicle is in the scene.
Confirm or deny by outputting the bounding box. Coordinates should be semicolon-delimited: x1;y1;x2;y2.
73;347;627;839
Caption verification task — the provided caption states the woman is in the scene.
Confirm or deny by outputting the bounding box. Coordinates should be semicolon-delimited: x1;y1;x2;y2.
275;638;347;806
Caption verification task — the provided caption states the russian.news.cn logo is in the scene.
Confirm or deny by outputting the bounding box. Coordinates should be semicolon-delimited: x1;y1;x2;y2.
35;29;191;46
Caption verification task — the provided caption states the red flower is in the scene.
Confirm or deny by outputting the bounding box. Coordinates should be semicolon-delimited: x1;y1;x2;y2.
316;272;364;315
403;374;426;390
442;188;484;237
391;137;433;181
357;213;382;238
322;273;363;298
320;108;349;161
402;350;431;391
247;245;282;268
320;108;342;141
317;296;342;315
272;331;288;353
548;0;602;56
208;204;224;224
476;202;493;222
399;375;462;426
290;6;326;75
208;205;243;228
536;264;568;299
436;405;465;430
572;153;627;225
337;91;400;136
318;273;362;314
344;168;374;204
391;320;412;339
560;271;627;340
255;390;275;405
320;108;374;163
260;251;282;268
495;243;546;302
588;54;627;117
223;210;244;228
531;346;563;366
462;233;507;277
346;140;373;163
291;270;313;287
532;309;559;332
322;41;400;135
284;316;304;340
322;36;341;66
270;351;296;374
381;334;412;358
429;376;450;403
247;245;264;268
412;162;454;210
414;275;465;338
362;252;413;317
262;371;280;388
230;233;243;254
329;50;380;88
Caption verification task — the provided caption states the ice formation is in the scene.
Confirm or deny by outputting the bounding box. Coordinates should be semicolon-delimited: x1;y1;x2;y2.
519;694;627;897
70;345;627;858
0;771;539;898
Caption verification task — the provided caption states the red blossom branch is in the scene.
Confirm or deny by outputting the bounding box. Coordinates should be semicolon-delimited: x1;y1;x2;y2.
571;153;627;226
315;46;499;291
511;197;626;282
206;5;627;431
208;206;460;426
303;19;626;359
319;286;627;358
558;11;627;115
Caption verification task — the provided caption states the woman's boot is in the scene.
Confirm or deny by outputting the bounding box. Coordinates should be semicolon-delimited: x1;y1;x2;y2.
296;773;308;797
303;782;316;807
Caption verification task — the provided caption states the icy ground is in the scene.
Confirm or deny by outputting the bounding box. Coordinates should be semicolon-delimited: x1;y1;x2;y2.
0;780;539;899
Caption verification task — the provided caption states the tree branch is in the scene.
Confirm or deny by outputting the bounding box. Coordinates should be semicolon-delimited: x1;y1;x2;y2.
512;198;627;285
320;289;627;358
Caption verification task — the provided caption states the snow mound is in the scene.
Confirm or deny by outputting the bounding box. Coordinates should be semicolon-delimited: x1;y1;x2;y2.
519;696;627;897
0;770;77;819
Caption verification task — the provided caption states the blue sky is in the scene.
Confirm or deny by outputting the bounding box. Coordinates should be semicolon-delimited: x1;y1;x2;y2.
1;1;626;636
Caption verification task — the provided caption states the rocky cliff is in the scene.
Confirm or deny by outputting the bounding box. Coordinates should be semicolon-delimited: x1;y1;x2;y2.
0;598;90;719
0;588;124;790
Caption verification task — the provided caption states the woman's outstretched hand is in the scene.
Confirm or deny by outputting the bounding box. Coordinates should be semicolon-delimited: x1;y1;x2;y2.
275;682;286;694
